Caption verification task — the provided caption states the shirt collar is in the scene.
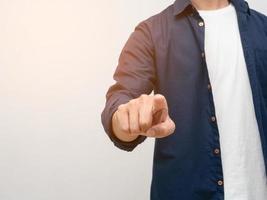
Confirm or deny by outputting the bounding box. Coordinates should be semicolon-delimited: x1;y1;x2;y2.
173;0;250;16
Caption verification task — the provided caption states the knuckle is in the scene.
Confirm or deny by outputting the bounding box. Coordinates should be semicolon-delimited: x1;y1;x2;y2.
129;100;140;110
128;99;136;106
140;94;148;100
129;99;136;104
129;99;133;104
118;104;126;111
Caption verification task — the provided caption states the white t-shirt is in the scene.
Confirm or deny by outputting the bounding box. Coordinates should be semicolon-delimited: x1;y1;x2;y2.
198;3;267;200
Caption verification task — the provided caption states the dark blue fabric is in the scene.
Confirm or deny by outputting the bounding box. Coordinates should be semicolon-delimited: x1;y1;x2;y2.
101;0;267;199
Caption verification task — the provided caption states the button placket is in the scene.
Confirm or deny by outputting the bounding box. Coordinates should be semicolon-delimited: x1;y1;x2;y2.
191;12;224;193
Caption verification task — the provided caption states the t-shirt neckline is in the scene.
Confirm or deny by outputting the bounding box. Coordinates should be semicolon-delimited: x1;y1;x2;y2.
197;3;234;16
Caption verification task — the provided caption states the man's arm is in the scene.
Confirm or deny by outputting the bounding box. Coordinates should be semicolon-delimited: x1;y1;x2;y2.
101;21;156;152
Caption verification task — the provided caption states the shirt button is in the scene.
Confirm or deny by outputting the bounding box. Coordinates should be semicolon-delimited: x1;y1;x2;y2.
217;180;224;186
198;21;204;27
211;116;216;122
207;84;212;90
201;52;205;58
214;148;220;155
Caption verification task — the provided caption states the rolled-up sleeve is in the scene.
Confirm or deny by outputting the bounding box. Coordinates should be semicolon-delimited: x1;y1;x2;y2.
101;20;156;152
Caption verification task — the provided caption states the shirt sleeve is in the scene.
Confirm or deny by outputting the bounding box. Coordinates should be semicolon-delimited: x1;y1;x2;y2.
101;21;156;152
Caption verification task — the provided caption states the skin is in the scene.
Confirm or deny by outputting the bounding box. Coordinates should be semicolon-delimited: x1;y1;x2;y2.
192;0;229;10
112;0;230;142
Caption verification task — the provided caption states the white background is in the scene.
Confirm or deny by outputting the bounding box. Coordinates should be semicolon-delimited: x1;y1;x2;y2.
0;0;266;200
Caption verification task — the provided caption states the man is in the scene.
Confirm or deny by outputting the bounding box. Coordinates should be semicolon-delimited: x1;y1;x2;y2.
101;0;267;199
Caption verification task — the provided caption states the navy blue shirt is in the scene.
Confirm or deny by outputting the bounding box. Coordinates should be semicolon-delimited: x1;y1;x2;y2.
101;0;267;199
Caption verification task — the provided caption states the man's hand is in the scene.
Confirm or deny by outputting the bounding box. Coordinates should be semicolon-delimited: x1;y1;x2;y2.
112;94;176;142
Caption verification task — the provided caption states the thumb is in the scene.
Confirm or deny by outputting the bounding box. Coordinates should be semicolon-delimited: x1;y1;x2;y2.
146;116;176;138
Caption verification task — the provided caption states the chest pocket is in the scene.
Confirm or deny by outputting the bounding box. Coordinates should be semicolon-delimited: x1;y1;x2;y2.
255;49;267;99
